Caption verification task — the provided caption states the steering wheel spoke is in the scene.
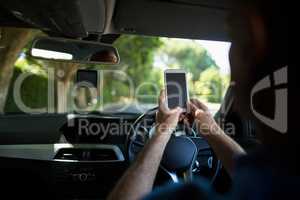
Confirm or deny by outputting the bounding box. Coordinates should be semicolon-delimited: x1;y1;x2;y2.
132;140;144;147
161;166;194;183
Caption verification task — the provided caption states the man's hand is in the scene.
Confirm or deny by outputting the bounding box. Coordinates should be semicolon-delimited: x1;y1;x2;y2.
107;89;183;200
156;90;183;135
187;99;246;177
188;99;220;138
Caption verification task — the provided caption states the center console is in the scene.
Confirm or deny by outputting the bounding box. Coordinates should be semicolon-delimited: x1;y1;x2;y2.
51;144;127;199
0;143;127;199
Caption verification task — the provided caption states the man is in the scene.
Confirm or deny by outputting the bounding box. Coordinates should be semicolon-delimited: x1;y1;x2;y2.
107;0;291;199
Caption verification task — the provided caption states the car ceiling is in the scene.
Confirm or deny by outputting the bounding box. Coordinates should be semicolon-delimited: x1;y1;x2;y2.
0;0;231;42
114;0;231;41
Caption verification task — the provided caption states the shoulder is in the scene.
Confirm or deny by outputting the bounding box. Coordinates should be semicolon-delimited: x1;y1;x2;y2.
231;146;297;200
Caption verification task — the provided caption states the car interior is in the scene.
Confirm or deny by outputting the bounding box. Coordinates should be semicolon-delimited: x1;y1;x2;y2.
0;0;262;199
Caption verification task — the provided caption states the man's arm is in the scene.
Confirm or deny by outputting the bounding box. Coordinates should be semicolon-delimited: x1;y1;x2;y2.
107;90;182;200
202;125;246;177
189;99;246;177
107;131;171;200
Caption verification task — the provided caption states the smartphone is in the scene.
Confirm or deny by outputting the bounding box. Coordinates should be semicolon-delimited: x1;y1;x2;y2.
164;69;189;111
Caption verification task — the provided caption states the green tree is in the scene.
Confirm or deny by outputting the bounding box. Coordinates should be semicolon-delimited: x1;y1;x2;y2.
0;28;38;113
158;39;218;82
195;68;229;103
115;35;163;84
5;67;48;113
101;35;163;104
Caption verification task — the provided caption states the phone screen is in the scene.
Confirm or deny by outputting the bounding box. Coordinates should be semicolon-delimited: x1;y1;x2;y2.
165;71;188;110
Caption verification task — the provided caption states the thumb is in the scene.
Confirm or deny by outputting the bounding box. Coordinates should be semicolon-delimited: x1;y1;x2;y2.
175;107;183;116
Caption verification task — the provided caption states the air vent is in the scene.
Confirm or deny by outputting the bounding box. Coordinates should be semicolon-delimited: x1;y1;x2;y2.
89;149;118;161
54;148;83;160
54;148;118;161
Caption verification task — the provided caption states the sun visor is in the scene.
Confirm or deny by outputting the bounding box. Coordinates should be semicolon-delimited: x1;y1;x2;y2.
0;0;107;38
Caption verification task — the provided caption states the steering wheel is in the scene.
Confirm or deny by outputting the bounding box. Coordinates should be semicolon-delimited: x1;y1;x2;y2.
126;107;221;183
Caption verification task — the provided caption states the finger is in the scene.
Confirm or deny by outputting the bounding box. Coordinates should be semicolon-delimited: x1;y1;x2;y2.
158;89;168;112
158;89;165;107
166;107;183;119
194;108;205;119
185;112;195;125
170;107;183;120
188;102;198;115
197;101;208;112
179;114;185;122
163;108;181;125
173;107;183;119
188;102;205;119
159;89;165;104
190;99;208;111
190;99;201;109
183;117;191;127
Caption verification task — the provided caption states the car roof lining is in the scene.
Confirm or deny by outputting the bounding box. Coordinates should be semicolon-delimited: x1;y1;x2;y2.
113;0;231;41
0;0;231;42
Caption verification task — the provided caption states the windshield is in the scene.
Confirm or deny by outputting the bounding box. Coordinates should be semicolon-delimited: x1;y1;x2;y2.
0;28;230;115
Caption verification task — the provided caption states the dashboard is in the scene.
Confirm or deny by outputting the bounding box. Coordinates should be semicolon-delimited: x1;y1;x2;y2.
0;113;218;199
0;114;138;199
61;114;138;145
0;143;127;199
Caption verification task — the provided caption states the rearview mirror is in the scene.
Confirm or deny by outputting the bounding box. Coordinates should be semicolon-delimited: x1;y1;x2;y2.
29;37;120;65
